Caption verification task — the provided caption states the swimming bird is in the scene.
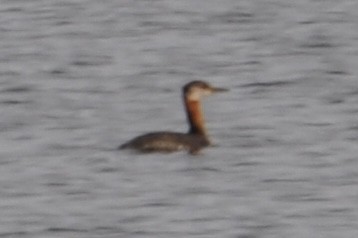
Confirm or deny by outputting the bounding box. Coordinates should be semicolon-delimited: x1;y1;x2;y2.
119;81;227;154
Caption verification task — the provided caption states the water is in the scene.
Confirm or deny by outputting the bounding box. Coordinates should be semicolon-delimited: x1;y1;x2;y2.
1;0;358;237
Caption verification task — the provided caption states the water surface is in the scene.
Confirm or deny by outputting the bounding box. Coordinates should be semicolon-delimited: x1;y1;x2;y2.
1;0;358;237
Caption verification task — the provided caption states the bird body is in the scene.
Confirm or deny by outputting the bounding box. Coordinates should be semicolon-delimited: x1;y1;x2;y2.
119;81;227;154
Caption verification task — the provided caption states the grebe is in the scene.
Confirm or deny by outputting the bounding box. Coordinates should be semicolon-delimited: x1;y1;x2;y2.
119;81;227;154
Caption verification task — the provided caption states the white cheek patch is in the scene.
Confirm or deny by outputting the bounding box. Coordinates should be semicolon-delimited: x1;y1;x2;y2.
187;88;212;101
187;89;201;101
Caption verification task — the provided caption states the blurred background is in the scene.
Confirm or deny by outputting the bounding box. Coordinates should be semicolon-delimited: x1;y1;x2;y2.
1;0;358;237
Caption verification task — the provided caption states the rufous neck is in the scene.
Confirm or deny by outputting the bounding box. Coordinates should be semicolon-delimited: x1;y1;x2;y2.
184;98;207;136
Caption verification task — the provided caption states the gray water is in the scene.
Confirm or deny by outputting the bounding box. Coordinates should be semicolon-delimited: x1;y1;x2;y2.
1;0;358;237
